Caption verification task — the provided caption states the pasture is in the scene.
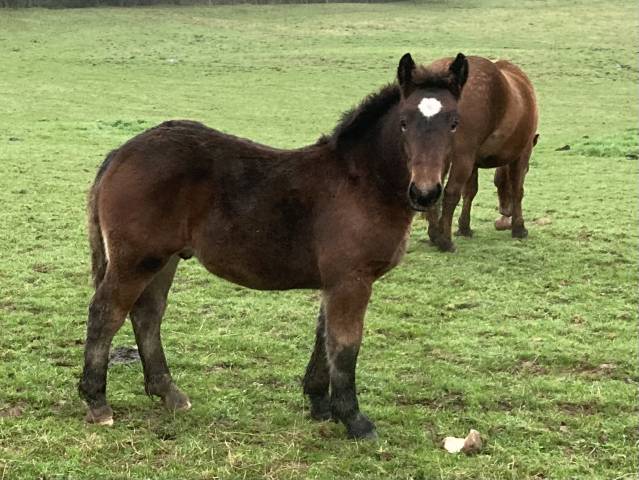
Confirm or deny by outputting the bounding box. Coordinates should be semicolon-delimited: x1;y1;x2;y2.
0;0;637;478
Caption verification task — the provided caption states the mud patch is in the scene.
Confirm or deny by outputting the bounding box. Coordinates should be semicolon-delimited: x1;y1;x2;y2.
396;391;465;411
0;404;25;418
108;346;140;366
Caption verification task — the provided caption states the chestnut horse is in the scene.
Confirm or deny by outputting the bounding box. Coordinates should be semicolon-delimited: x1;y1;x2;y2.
78;53;468;439
421;56;539;251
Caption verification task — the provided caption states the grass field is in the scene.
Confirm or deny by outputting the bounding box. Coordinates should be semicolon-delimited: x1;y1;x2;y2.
0;1;637;478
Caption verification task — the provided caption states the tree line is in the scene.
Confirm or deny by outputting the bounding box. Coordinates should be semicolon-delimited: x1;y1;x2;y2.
1;0;396;7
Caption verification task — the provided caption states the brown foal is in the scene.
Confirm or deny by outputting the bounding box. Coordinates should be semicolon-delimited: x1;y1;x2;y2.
79;53;469;439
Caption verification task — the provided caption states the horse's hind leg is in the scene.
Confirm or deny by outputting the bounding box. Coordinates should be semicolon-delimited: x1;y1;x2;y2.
130;255;190;412
303;303;331;421
79;265;156;425
494;166;513;231
509;154;530;238
323;279;375;440
456;166;478;237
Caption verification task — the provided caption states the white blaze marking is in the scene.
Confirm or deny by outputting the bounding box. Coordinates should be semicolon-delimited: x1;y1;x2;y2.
418;97;442;118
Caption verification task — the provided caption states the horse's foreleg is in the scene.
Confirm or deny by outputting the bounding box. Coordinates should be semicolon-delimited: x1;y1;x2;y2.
423;204;442;244
79;267;152;425
509;155;530;238
456;166;478;237
130;256;190;412
323;279;375;440
437;156;474;252
302;303;331;421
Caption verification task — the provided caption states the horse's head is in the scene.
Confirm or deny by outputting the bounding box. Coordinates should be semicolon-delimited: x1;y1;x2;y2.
397;53;469;211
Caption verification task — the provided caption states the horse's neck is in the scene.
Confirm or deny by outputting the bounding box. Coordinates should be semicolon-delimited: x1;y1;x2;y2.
362;106;411;206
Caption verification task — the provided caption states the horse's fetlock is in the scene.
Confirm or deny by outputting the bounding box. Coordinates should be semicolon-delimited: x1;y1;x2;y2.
512;224;528;239
308;393;331;421
144;374;173;396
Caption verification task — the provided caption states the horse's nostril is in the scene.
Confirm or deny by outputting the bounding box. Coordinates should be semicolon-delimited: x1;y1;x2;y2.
434;183;442;200
408;182;441;209
408;182;420;201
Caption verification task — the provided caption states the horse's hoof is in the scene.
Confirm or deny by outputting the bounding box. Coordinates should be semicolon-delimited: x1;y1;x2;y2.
163;386;192;412
427;227;442;244
495;216;512;231
345;413;377;440
455;227;473;238
436;239;456;252
512;226;528;239
85;405;114;426
310;409;332;422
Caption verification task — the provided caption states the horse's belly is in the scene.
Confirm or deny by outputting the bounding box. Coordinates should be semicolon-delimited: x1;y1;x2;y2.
476;154;508;169
193;232;321;291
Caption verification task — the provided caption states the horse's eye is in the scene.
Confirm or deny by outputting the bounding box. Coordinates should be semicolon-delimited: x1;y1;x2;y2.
451;119;459;132
400;119;407;132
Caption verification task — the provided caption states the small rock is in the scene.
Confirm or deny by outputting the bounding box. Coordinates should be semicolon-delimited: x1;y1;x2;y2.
443;429;483;455
534;217;552;226
461;429;483;454
443;436;465;453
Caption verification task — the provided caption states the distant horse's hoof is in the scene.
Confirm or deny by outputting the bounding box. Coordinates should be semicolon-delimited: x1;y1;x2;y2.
427;226;442;244
435;238;456;252
163;386;192;412
345;413;377;440
512;226;528;239
455;227;473;237
309;394;332;421
85;404;114;426
495;216;512;231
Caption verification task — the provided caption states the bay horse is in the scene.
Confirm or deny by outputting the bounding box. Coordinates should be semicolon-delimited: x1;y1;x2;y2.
78;52;469;439
421;56;539;251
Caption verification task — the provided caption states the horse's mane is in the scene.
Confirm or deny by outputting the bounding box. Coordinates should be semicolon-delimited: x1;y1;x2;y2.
319;66;456;149
318;83;400;148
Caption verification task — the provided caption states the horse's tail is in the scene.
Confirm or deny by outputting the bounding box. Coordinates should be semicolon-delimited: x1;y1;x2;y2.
87;150;117;289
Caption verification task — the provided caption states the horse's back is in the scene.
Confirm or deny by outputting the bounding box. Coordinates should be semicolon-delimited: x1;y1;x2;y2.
463;57;538;162
93;120;334;290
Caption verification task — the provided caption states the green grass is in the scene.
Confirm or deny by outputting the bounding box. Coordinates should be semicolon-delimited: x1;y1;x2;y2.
0;1;637;478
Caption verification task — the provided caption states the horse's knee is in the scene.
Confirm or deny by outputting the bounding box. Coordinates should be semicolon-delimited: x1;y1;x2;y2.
494;169;507;189
131;295;166;327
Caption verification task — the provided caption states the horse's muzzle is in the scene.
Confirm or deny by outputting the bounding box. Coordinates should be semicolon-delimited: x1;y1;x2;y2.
408;182;442;211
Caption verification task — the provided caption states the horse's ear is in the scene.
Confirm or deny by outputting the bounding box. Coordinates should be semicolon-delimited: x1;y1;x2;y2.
448;53;469;97
397;53;416;95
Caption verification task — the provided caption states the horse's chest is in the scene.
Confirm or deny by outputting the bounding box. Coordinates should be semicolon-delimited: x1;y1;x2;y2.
360;219;411;279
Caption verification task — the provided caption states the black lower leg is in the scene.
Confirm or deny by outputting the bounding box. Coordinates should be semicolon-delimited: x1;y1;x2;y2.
303;305;331;420
329;345;376;439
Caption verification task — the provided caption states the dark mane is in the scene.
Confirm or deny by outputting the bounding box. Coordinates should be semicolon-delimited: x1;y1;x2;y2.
320;83;400;148
320;68;458;149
